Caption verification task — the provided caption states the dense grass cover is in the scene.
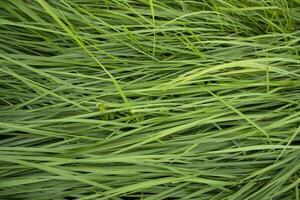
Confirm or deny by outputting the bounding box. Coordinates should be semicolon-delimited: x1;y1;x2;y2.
0;0;300;199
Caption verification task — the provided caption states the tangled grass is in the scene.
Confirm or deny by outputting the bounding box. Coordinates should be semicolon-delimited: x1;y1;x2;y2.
0;0;300;199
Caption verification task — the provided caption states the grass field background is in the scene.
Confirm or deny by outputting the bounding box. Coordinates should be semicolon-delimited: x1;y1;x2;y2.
0;0;300;199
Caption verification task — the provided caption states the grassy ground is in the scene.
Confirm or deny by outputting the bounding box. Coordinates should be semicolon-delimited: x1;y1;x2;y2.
0;0;300;199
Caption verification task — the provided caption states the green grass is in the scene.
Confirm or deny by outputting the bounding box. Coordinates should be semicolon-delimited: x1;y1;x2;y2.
0;0;300;199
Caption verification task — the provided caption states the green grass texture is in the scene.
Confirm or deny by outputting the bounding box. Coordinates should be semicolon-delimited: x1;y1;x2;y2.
0;0;300;199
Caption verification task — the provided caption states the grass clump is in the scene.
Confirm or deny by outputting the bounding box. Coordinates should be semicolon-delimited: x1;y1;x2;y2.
0;0;300;199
